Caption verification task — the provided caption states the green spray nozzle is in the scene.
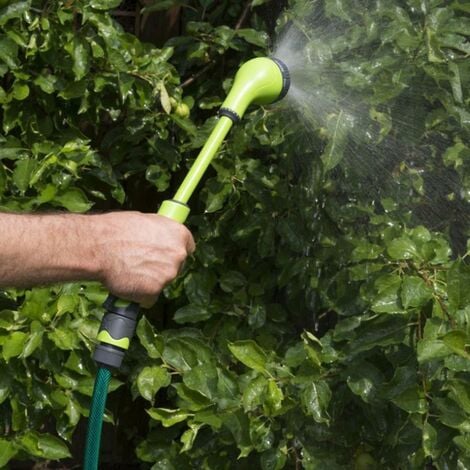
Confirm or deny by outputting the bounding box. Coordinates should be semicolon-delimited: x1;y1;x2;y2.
220;57;290;121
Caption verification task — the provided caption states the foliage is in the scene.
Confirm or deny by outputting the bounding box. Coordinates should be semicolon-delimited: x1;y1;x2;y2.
0;0;469;468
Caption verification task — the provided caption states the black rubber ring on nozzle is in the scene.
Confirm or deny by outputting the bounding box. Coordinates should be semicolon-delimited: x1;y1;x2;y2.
270;57;291;102
218;107;241;123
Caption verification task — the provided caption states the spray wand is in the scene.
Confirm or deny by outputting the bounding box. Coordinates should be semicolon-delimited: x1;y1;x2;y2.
83;56;290;470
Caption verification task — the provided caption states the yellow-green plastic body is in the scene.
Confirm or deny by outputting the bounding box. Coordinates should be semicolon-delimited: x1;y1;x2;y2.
221;57;285;118
169;116;233;206
97;330;130;349
158;200;191;223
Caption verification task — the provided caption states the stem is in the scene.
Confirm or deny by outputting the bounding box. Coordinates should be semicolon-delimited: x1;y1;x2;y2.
181;62;215;88
235;1;252;30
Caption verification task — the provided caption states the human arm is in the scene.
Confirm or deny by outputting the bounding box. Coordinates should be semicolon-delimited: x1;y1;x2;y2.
0;211;195;307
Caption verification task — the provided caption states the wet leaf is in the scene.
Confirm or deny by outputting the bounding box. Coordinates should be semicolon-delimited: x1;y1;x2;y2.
228;340;268;373
137;366;171;402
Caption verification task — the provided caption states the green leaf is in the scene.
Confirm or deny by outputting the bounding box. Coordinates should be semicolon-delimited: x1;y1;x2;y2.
58;80;87;100
174;383;211;411
137;366;171;402
371;274;403;314
442;330;470;359
180;423;203;452
400;276;433;309
20;321;44;358
0;2;30;27
261;447;288;470
265;379;284;414
301;380;331;423
71;39;89;81
19;431;71;460
2;331;27;361
235;29;269;47
449;382;470;415
162;335;213;372
243;375;268;411
219;271;246;293
57;293;78;315
147;408;192;427
0;36;18;68
173;304;212;324
48;327;80;350
221;410;253;458
34;74;57;94
228;340;268;373
11;82;29;100
0;373;10;405
12;158;37;192
54;188;93;212
136;316;163;359
321;110;354;171
434;396;470;432
417;338;452;362
351;242;383;262
183;363;218;399
344;315;407;356
346;361;384;403
159;82;172;114
423;421;438;458
387;236;419;260
391;387;427;414
0;439;16;467
448;260;470;313
204;182;231;213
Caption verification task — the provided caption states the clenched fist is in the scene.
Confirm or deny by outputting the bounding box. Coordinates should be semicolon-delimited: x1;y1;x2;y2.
0;211;195;308
96;212;195;307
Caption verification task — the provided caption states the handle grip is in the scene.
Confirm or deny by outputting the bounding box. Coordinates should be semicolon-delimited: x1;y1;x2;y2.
93;295;139;369
93;198;190;369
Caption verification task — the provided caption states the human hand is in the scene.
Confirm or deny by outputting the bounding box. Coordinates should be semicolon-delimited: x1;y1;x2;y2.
95;212;195;308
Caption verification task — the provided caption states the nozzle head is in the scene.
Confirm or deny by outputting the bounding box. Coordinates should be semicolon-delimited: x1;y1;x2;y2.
220;57;290;120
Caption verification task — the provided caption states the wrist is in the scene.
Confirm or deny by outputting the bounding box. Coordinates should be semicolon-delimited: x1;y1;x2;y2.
82;214;109;284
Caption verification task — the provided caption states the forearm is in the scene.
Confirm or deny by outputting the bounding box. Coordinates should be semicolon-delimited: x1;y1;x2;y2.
0;211;194;307
0;213;102;288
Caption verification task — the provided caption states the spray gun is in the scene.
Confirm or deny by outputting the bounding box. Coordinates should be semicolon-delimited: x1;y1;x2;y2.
84;57;290;470
93;57;290;370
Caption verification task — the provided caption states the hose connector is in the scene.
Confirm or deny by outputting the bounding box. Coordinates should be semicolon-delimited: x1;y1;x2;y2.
93;295;139;369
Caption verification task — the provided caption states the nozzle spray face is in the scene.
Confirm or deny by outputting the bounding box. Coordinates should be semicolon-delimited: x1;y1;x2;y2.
219;57;290;121
270;58;290;102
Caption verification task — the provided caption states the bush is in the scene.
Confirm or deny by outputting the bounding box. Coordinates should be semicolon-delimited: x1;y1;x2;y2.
0;0;469;468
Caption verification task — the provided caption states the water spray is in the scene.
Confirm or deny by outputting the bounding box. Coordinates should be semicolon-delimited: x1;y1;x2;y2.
83;56;290;470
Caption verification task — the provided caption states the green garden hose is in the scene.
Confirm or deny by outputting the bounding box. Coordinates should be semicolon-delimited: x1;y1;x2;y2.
83;57;290;469
84;367;112;470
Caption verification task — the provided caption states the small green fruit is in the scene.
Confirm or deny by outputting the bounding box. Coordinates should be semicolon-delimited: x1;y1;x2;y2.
175;103;190;118
354;452;377;470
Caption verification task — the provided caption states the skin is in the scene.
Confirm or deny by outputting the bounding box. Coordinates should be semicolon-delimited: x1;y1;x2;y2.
0;211;195;308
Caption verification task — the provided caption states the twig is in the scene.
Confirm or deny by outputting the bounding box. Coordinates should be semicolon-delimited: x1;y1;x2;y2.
181;62;214;88
235;1;251;30
181;0;251;88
